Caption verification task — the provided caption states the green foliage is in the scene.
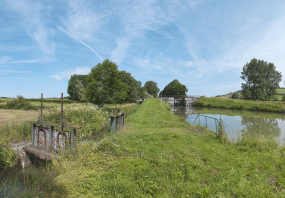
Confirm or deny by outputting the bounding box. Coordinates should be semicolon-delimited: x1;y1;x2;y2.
67;74;88;101
6;95;33;110
0;136;15;166
159;79;188;96
86;60;132;106
118;71;141;103
144;81;160;97
241;58;282;100
231;92;241;99
43;103;109;140
194;97;285;113
282;95;285;101
0;122;31;167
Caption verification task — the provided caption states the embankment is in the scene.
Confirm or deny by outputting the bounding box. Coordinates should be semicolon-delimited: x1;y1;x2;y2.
194;97;285;113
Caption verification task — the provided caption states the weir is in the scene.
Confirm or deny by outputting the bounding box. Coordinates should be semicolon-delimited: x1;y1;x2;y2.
13;93;80;168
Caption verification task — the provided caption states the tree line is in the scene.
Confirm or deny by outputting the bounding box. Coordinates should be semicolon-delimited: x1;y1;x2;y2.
67;59;189;106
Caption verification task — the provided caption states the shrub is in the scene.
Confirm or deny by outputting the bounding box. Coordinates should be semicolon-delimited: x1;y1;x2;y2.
231;92;240;99
6;95;33;110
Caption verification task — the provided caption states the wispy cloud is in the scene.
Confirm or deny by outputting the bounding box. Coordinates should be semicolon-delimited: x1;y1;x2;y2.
5;0;55;55
110;1;181;64
50;67;91;80
0;56;53;65
58;25;103;62
0;69;31;75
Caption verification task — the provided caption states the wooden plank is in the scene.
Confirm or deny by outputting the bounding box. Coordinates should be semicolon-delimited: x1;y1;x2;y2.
22;145;56;160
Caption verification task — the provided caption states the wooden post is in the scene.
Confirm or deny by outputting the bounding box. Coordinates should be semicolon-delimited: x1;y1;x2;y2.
32;124;36;147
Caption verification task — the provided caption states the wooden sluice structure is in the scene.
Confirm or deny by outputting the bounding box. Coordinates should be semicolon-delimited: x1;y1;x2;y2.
13;93;80;168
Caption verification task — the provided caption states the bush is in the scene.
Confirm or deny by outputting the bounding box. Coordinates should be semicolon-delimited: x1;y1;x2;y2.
231;92;240;99
43;103;109;140
283;95;285;101
6;95;33;110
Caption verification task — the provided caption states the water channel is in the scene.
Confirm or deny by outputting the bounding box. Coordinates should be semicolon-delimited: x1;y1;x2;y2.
172;106;285;145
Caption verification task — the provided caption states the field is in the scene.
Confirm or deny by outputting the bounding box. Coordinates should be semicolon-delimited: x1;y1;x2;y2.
193;97;285;113
216;88;285;100
0;109;38;127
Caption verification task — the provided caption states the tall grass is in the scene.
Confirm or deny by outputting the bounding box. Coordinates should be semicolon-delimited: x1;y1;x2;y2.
43;103;110;140
0;122;31;167
194;97;285;113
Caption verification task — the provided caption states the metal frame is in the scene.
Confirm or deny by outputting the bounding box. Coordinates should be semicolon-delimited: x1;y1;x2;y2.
192;114;220;133
30;93;80;153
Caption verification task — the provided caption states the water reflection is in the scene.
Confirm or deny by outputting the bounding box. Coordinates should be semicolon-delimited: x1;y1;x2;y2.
172;106;285;145
241;117;281;139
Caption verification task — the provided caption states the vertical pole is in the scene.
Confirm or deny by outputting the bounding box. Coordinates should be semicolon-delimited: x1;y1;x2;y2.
32;124;36;147
198;115;200;125
205;117;207;129
61;93;63;120
49;126;54;152
61;93;64;132
41;93;43;124
72;128;76;146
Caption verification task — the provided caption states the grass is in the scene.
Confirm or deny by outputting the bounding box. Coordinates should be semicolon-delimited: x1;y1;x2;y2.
0;109;38;127
216;88;285;100
3;99;285;197
16;98;283;197
194;97;285;113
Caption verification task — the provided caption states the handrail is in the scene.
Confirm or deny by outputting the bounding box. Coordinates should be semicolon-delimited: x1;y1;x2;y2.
192;114;220;133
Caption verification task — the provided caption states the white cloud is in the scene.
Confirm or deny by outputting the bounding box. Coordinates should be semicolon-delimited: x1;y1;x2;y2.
50;67;91;80
64;0;108;41
0;69;31;75
0;56;54;65
110;0;181;64
5;0;55;55
58;26;103;62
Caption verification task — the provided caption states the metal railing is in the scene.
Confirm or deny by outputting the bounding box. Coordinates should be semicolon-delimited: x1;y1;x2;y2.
192;114;220;133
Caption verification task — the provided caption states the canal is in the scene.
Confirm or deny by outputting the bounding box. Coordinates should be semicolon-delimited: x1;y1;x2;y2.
172;106;285;145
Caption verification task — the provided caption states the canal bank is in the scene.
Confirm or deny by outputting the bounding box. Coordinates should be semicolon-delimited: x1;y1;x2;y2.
2;98;285;197
172;106;285;145
33;98;285;197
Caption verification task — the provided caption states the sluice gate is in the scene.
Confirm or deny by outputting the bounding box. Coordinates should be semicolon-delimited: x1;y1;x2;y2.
14;93;80;168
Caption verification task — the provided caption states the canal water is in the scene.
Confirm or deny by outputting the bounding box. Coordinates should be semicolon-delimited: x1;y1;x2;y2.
172;106;285;145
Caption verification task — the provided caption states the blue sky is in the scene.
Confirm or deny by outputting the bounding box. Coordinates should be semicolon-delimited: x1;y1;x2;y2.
1;0;285;98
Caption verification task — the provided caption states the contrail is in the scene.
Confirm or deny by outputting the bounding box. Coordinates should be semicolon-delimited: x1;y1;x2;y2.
57;25;103;62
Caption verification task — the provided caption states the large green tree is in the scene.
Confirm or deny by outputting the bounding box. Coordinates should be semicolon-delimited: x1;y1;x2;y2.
118;71;141;102
159;79;188;96
85;59;128;106
67;74;88;101
144;81;160;97
241;58;282;100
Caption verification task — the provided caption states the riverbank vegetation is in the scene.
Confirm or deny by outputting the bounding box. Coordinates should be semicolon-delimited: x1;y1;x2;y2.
194;97;285;113
2;99;285;197
0;102;138;168
6;98;282;197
